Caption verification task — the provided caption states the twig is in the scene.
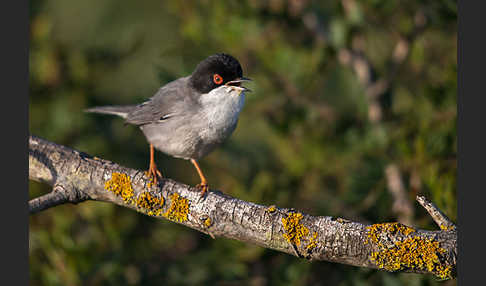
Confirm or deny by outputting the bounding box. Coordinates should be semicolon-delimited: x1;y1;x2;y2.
416;195;456;231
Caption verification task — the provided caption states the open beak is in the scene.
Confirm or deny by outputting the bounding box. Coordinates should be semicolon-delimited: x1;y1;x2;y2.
225;77;252;93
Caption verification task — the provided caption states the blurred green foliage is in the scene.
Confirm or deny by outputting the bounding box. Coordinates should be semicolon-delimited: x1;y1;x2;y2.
29;0;456;285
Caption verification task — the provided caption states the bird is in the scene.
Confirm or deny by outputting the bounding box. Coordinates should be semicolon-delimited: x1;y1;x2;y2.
85;53;251;196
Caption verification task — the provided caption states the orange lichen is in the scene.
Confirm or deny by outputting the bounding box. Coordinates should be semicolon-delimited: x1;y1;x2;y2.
366;222;453;280
163;193;189;222
104;172;135;204
136;191;164;216
282;212;309;246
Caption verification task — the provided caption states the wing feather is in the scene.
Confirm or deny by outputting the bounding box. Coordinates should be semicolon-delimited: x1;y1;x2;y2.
125;76;198;126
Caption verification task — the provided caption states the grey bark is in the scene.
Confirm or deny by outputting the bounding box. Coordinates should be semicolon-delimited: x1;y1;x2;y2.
29;135;457;279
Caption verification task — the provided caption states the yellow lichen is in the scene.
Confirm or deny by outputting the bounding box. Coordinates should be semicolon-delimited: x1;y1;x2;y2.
366;222;452;280
365;222;415;244
266;205;277;213
104;172;135;204
282;212;309;246
439;224;455;231
306;232;318;251
204;217;212;228
145;172;157;189
435;264;453;280
164;193;189;222
136;191;164;216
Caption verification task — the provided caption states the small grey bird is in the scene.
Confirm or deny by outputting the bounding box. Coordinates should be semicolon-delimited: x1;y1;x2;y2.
85;53;251;195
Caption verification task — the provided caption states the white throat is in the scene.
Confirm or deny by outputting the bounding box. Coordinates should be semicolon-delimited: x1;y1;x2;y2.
198;86;246;136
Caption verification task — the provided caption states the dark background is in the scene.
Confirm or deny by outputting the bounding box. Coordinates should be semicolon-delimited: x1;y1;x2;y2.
29;0;457;285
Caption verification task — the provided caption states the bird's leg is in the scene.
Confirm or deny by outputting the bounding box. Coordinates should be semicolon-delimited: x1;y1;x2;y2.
146;144;163;185
190;159;209;196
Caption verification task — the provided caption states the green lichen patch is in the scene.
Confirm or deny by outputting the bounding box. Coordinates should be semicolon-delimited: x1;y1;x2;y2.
164;193;189;222
282;212;309;246
136;191;164;216
366;222;452;280
104;172;135;204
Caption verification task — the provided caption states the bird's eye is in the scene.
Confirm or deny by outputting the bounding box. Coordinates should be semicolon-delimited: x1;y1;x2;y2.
213;74;223;85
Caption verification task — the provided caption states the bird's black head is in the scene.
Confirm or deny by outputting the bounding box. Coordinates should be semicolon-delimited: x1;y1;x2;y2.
190;53;244;94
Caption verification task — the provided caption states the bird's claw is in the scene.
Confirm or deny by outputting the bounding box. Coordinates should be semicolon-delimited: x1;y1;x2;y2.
146;165;163;187
196;182;209;197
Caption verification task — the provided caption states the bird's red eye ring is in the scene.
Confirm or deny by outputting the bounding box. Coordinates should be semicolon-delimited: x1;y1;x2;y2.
213;74;223;85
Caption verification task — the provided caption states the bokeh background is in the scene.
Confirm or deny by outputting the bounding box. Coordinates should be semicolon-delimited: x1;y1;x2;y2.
29;0;457;285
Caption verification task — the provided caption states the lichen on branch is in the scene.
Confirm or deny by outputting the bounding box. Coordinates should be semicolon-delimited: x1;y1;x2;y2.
28;135;457;280
366;223;453;279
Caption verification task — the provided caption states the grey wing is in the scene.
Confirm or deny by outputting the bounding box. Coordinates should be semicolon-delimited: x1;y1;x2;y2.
125;77;196;126
124;97;173;126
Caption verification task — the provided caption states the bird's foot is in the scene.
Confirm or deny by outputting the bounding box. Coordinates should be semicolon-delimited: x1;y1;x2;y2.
196;182;209;197
145;164;163;187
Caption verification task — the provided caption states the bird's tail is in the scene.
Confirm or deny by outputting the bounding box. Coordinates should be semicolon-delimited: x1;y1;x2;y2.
84;105;136;119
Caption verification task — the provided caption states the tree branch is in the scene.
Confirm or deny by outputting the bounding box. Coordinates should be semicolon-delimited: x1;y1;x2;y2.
30;185;66;214
416;195;456;232
28;135;457;280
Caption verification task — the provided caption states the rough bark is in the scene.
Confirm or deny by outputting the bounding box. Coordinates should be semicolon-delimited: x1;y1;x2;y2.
29;135;457;280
